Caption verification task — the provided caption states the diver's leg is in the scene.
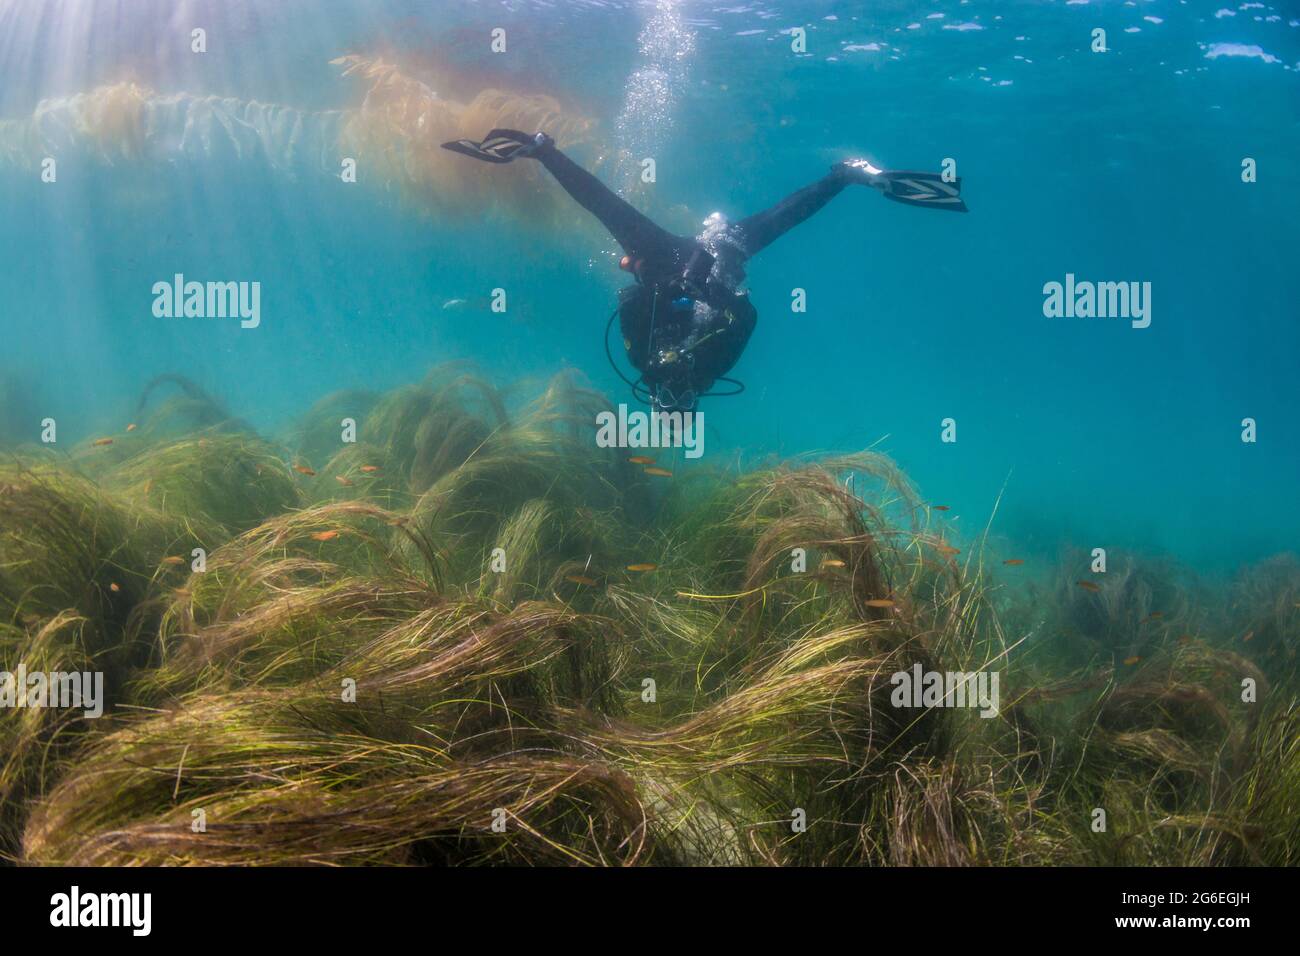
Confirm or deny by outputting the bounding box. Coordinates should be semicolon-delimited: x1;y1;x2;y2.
442;129;691;269
732;169;850;258
733;159;967;258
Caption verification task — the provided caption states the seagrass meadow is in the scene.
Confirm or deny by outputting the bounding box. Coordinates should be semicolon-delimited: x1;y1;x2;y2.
1;367;1296;867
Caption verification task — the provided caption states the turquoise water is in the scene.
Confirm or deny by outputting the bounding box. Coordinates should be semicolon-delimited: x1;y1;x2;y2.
1;0;1297;571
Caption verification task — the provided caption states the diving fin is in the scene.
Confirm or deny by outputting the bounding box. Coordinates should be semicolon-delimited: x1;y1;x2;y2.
876;170;967;212
440;128;549;164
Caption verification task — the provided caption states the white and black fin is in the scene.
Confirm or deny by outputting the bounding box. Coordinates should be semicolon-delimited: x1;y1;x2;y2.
440;128;540;164
878;170;968;212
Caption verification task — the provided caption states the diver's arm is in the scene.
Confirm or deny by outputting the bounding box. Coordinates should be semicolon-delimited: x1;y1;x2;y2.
442;129;693;272
734;159;968;258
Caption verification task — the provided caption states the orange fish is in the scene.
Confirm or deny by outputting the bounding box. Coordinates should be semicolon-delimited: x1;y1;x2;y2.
93;438;113;447
1146;612;1163;620
565;575;598;586
643;467;672;477
626;563;658;572
1242;630;1254;643
360;465;381;473
821;559;846;568
126;423;137;432
109;582;121;593
162;556;186;566
1178;634;1192;645
627;456;656;465
1077;580;1101;593
310;530;340;542
1003;559;1025;566
293;464;316;476
142;479;153;494
335;475;354;487
932;505;950;512
935;545;960;556
865;599;895;608
1122;656;1141;666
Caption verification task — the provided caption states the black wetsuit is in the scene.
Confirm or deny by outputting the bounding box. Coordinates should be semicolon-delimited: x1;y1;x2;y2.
530;140;853;408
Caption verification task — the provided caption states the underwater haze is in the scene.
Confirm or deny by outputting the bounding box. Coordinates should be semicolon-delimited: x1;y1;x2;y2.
1;0;1299;870
2;0;1297;569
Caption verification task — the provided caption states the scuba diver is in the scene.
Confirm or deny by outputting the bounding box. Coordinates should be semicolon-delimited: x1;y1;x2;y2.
442;129;966;413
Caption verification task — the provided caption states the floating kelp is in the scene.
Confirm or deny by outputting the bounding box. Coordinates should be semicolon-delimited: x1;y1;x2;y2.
332;54;597;228
1;61;605;233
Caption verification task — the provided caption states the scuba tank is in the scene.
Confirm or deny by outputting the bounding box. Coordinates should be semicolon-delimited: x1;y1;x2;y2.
606;244;746;404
